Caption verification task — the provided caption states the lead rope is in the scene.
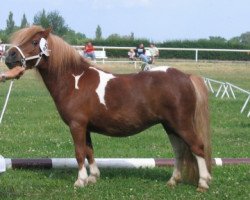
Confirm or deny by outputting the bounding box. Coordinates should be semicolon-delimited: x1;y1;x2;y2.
0;80;14;124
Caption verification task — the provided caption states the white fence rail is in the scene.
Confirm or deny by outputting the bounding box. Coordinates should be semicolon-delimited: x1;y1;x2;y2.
2;44;250;63
74;45;250;62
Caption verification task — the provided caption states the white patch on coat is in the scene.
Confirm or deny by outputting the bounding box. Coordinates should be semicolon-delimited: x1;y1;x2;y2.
149;66;170;72
72;72;84;89
90;67;115;106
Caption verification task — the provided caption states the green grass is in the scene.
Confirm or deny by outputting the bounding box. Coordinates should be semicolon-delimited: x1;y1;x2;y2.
0;61;250;199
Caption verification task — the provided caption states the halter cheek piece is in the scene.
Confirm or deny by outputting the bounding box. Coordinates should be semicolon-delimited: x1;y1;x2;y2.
10;38;50;68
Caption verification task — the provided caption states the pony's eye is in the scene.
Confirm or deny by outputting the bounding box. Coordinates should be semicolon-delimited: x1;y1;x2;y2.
32;40;39;46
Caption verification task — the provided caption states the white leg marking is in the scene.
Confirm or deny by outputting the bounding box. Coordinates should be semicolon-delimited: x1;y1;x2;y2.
74;166;88;187
90;67;115;107
89;162;100;177
149;66;170;72
72;72;84;90
194;154;211;190
87;162;100;184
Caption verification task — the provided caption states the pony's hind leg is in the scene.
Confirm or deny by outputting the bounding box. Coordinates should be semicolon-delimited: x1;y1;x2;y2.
86;131;100;184
194;154;212;192
164;121;211;191
166;132;185;187
178;129;211;191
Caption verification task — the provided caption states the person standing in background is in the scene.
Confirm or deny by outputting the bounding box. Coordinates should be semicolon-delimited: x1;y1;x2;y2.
0;39;5;62
128;49;136;61
149;43;159;64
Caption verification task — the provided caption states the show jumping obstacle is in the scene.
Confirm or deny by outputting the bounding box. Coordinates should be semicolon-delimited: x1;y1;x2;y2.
1;156;249;174
5;26;212;191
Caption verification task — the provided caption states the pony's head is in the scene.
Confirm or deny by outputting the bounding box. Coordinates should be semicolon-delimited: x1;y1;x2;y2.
5;26;51;69
5;26;84;74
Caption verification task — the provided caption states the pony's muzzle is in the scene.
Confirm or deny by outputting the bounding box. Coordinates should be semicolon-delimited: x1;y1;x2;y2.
5;48;22;69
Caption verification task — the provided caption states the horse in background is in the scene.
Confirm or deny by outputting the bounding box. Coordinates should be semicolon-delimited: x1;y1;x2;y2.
5;26;211;192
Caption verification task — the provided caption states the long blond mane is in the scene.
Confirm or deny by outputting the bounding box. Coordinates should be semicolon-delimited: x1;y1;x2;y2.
11;26;90;74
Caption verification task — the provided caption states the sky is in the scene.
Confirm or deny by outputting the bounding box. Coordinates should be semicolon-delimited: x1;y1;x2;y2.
0;0;250;42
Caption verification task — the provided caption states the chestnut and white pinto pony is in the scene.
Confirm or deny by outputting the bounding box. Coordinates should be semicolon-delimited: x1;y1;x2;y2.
5;26;211;191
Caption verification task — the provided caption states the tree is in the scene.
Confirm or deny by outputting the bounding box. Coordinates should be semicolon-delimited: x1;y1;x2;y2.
63;28;86;44
130;32;135;40
47;11;68;36
33;9;50;28
107;33;121;40
95;25;102;40
6;11;15;34
21;13;29;28
209;36;226;43
239;32;250;46
228;36;241;46
0;31;8;43
33;10;68;36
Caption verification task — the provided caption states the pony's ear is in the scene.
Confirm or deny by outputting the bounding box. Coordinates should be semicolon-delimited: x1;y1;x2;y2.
41;28;52;38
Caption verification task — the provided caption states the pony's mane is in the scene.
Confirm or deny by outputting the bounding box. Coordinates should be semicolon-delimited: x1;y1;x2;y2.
11;26;91;74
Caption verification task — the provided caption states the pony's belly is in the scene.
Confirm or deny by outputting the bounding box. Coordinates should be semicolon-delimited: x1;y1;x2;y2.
88;119;158;137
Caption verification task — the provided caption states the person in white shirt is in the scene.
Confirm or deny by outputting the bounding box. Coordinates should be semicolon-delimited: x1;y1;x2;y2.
149;43;159;64
0;39;5;62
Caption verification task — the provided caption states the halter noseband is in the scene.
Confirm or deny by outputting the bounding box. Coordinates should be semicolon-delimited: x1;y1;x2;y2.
10;38;50;68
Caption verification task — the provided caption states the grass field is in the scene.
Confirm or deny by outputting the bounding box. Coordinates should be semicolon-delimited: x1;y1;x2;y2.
0;60;250;199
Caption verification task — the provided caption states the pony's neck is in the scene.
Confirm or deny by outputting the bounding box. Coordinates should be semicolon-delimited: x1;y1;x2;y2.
38;59;89;102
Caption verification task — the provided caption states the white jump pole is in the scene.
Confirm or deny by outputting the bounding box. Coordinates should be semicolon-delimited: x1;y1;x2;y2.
0;80;14;124
1;156;250;174
0;155;6;173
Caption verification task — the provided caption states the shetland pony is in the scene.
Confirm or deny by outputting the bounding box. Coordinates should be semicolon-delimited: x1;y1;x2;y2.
5;26;211;191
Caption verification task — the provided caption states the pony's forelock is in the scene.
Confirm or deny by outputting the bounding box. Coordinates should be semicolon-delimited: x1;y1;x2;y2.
11;26;44;45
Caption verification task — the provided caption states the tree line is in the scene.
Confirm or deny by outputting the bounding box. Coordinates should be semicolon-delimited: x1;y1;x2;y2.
1;10;250;60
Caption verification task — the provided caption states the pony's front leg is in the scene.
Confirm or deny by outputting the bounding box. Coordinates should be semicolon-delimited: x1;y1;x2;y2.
70;122;88;187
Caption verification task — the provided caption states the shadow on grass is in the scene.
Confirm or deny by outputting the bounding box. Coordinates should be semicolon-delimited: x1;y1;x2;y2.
15;167;172;183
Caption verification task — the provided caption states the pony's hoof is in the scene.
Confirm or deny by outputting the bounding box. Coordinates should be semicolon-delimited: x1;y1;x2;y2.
166;180;177;188
91;169;100;179
87;175;98;184
197;177;210;192
197;181;209;192
74;178;88;188
167;176;181;188
197;186;208;192
207;175;212;184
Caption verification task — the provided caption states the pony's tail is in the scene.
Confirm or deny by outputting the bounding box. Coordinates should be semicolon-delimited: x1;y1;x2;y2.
183;75;211;184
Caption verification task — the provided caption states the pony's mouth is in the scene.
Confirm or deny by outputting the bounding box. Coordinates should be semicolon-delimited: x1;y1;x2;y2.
5;59;22;69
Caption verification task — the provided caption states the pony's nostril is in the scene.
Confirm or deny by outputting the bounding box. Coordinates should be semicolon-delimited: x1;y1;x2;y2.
11;51;16;57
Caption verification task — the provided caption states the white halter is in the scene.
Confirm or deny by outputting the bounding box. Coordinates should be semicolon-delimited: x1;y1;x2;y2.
10;38;50;68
